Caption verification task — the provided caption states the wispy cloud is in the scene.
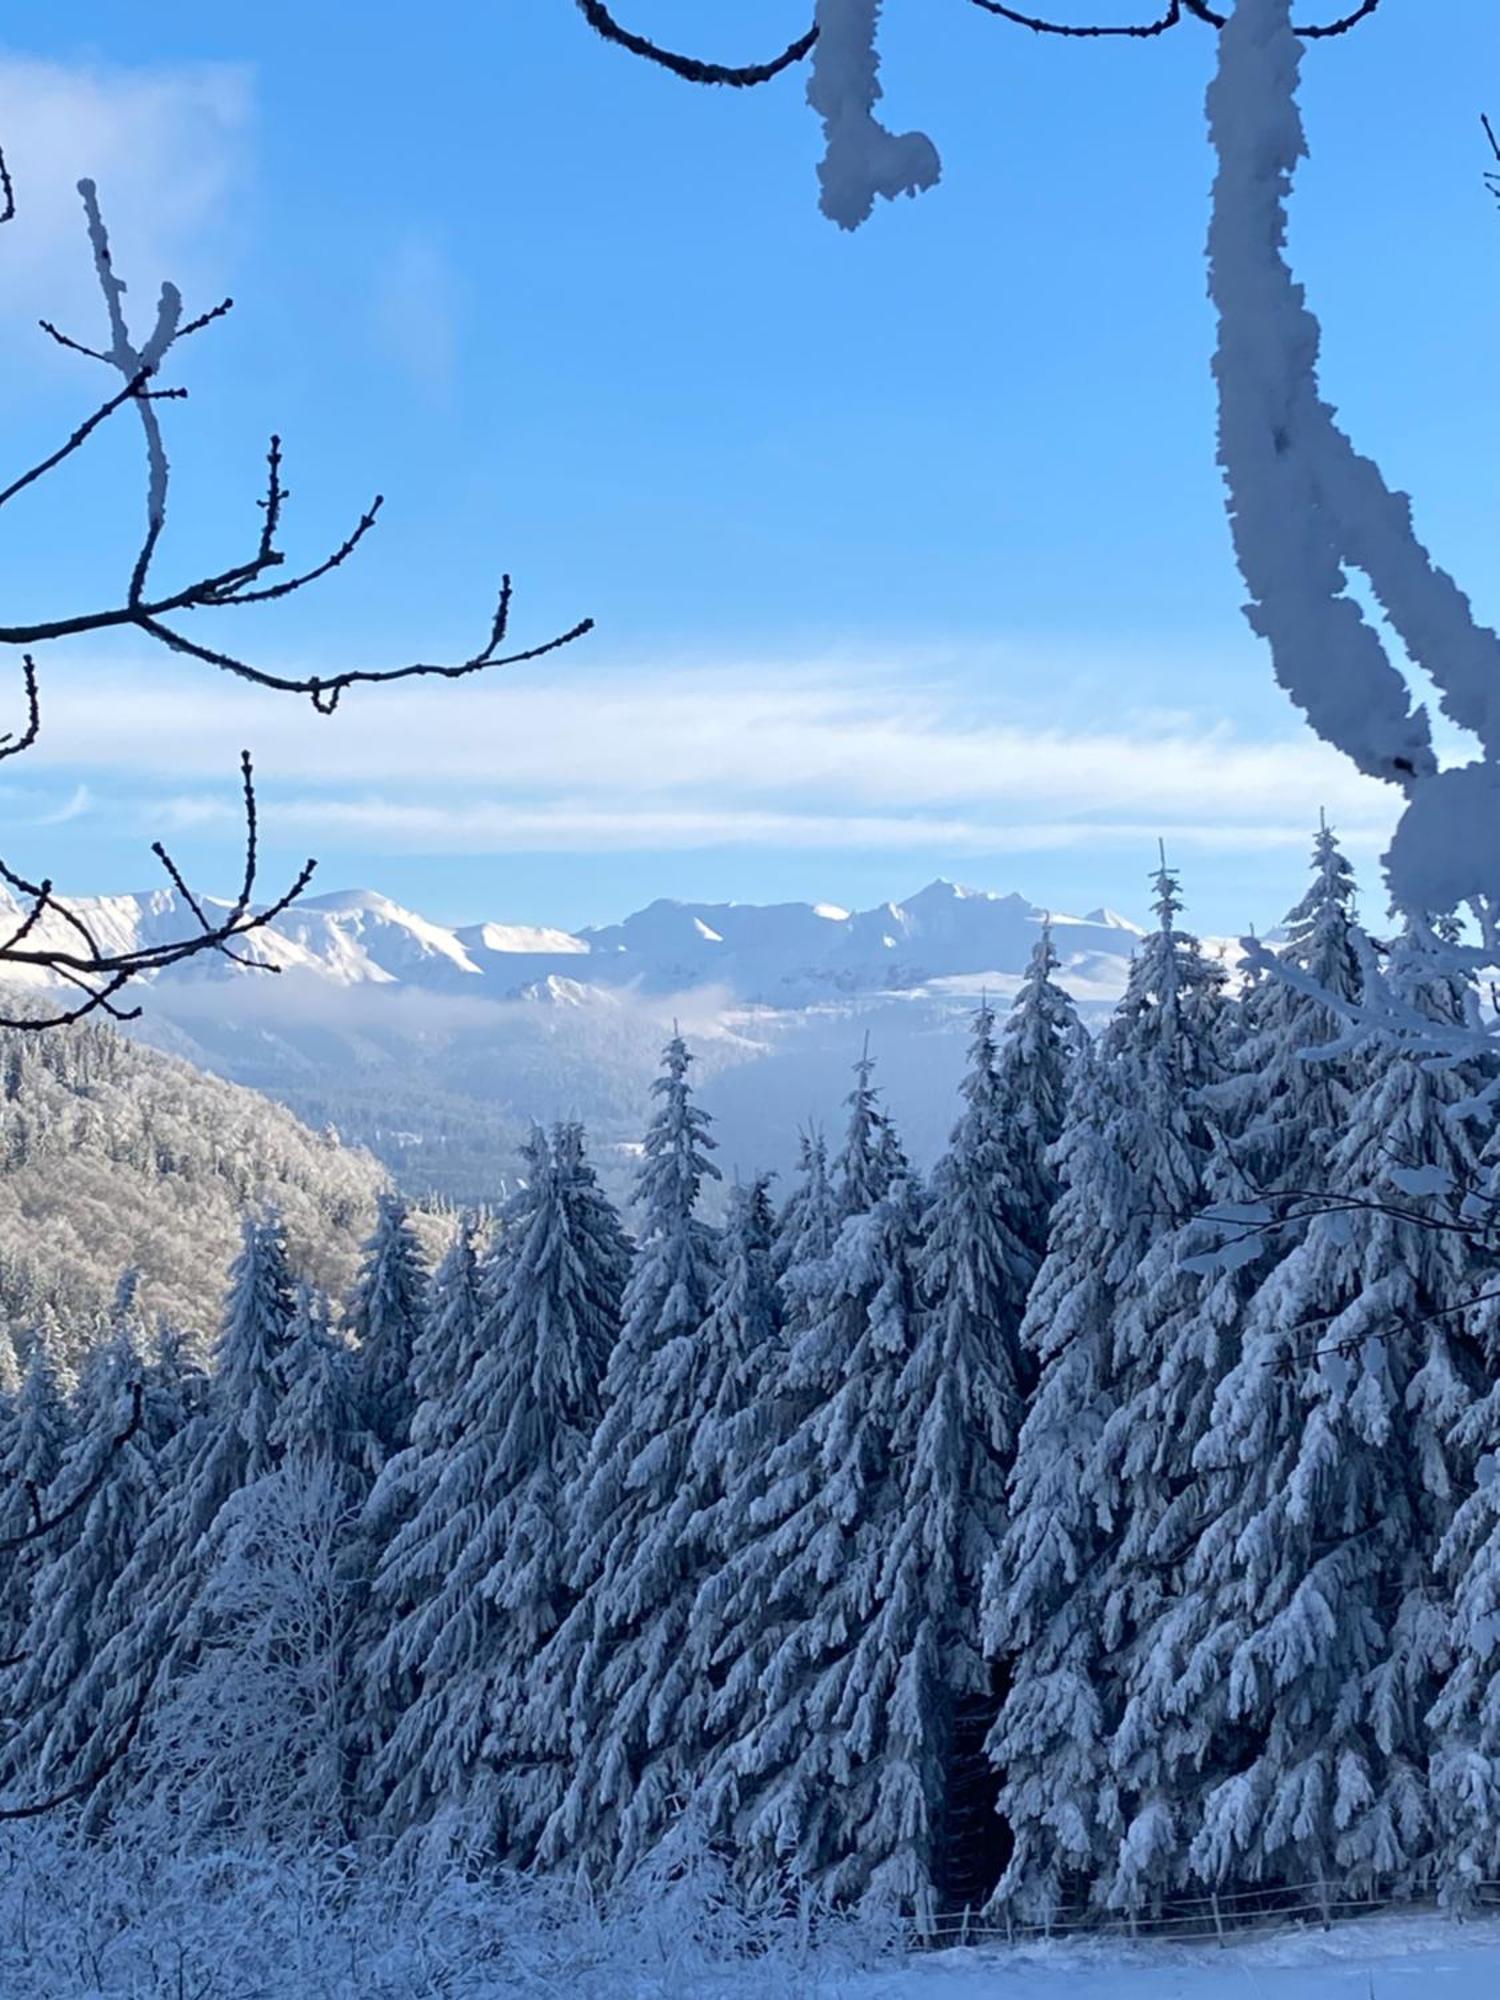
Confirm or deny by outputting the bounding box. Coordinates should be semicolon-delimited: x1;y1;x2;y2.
32;782;92;827
150;792;1387;857
36;652;1395;822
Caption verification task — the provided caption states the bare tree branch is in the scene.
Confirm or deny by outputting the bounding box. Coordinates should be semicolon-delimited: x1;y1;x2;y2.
967;0;1191;37
968;0;1384;36
573;0;1384;80
573;0;818;85
0;142;12;228
0;752;319;1031
0;177;593;1027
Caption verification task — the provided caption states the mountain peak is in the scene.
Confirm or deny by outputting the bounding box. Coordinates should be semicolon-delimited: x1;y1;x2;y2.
4;879;1148;1008
1080;906;1145;934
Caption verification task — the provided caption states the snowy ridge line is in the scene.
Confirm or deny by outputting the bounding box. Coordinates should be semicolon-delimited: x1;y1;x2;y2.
915;1882;1500;1947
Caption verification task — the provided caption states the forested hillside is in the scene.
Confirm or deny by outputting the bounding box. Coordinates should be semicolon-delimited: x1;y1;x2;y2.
0;1012;387;1346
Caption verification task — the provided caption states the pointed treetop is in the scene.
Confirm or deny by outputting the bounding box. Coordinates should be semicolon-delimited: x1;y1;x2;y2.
836;1041;906;1218
1151;848;1183;933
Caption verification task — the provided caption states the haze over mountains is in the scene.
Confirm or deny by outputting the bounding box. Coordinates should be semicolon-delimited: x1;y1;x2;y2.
0;878;1200;1209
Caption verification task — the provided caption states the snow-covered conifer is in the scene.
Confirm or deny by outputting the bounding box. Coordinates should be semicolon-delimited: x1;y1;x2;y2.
984;864;1225;1920
0;1311;73;1668
2;1325;196;1801
1184;921;1486;1903
367;1123;627;1855
910;1002;1044;1902
774;1131;837;1289
523;1037;721;1875
410;1211;485;1414
833;1045;905;1220
1213;821;1368;1192
48;1213;298;1825
530;1172;778;1884
146;1286;370;1846
990;928;1082;1264
347;1192;429;1461
700;1168;948;1918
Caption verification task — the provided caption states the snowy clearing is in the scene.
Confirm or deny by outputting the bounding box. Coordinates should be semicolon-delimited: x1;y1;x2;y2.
858;1915;1500;1999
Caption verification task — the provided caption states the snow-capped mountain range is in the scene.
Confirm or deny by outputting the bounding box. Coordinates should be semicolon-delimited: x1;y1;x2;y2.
2;879;1226;1208
0;877;1156;1006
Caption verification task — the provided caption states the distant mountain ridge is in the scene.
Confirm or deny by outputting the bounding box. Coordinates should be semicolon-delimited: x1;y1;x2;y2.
0;877;1149;1007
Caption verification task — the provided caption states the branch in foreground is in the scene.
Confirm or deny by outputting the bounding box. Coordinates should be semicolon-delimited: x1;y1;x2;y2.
573;0;1385;80
0;749;317;1031
0;204;595;714
967;0;1385;37
574;0;818;85
0;178;593;1027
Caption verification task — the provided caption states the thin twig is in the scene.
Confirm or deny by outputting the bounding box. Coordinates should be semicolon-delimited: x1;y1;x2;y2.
574;0;818;85
969;0;1383;31
0;656;41;766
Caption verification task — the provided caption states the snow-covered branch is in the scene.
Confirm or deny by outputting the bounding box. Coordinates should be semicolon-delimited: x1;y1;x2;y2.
1209;0;1500;936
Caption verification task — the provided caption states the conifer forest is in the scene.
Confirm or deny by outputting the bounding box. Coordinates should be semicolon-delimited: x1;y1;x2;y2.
5;0;1500;1991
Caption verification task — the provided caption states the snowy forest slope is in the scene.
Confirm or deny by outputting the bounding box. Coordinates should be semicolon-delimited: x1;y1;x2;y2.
0;1014;387;1341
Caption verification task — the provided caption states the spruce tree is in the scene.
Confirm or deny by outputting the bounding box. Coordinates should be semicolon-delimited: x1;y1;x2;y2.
368;1124;627;1855
1185;920;1485;1902
1097;825;1373;1904
51;1213;297;1825
1431;1184;1500;1902
984;864;1226;1921
531;1173;777;1884
348;1191;429;1462
357;1212;487;1829
912;1002;1047;1906
991;927;1083;1263
146;1285;371;1845
525;1036;720;1877
0;1311;73;1673
835;1044;906;1219
700;1167;942;1918
2;1325;197;1801
1210;819;1369;1192
773;1131;837;1291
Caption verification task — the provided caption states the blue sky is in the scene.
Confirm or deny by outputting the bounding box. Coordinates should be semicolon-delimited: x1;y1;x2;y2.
0;0;1496;935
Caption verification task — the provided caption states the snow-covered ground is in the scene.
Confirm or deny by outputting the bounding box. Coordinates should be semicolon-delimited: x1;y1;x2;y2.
6;1822;1498;2000
855;1915;1500;1999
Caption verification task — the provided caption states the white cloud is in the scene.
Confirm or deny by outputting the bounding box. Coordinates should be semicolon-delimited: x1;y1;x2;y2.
148;792;1385;857
0;51;251;344
32;781;92;827
36;650;1401;855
